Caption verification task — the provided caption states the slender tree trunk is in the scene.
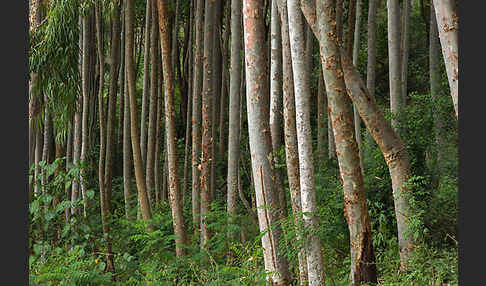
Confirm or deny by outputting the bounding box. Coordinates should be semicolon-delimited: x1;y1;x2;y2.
117;11;126;177
276;1;308;283
140;0;152;167
400;0;411;104
353;0;364;176
146;0;159;207
154;58;163;204
270;0;286;218
387;0;403;131
126;0;154;231
157;0;189;257
432;0;458;118
346;0;357;58
227;0;243;240
34;125;43;199
287;1;325;284
365;0;378;164
71;94;82;214
317;65;327;166
95;3;115;273
192;0;204;235
41;96;53;202
243;0;290;283
64;126;72;222
219;1;231;160
200;0;216;248
429;4;445;179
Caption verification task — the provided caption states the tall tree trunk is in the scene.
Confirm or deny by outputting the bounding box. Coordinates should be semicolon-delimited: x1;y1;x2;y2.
219;1;231;160
117;9;126;177
126;0;154;231
157;0;189;257
227;0;243;240
400;0;411;104
365;0;378;165
387;0;403;131
200;0;216;248
315;0;378;284
140;0;152;167
429;4;445;179
64;126;72;223
146;0;159;207
287;1;325;284
346;0;357;58
270;0;286;218
353;0;364;176
276;0;309;283
154;58;163;204
432;0;458;118
72;14;82;214
95;3;115;273
41;96;53;203
192;0;204;235
243;0;290;283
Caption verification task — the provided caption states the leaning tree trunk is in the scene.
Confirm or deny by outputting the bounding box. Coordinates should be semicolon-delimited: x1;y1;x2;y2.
157;0;188;257
287;0;325;284
126;0;154;231
192;0;204;235
227;0;243;240
243;0;291;283
315;0;378;284
432;0;458;118
387;0;403;131
269;0;286;218
200;0;216;248
276;0;308;283
140;0;151;167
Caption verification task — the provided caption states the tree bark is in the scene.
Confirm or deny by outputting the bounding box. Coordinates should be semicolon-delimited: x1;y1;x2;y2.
243;0;291;283
352;0;364;176
192;0;204;235
317;65;327;166
400;0;411;104
227;0;243;240
432;0;458;118
276;0;309;283
140;0;152;167
287;1;325;284
270;0;286;218
126;0;154;231
200;0;216;248
387;0;403;131
157;0;189;257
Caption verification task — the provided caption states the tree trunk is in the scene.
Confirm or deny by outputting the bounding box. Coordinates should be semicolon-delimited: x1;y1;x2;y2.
156;0;189;257
387;0;403;131
71;85;82;215
276;0;309;283
315;1;378;284
219;1;231;160
117;10;126;177
34;125;43;199
353;0;364;176
287;1;325;284
365;0;378;165
227;0;243;240
200;0;216;248
95;3;115;273
432;0;458;118
317;65;327;166
400;0;411;104
270;0;286;218
126;0;154;231
140;0;151;167
192;0;204;235
243;0;291;283
64;126;72;222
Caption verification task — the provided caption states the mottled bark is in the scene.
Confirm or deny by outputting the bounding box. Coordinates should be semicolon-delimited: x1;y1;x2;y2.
276;0;308;283
287;1;325;284
140;0;152;167
270;0;286;218
387;0;403;131
200;0;216;248
157;0;189;257
432;0;458;118
227;0;243;239
126;0;154;231
192;0;204;234
243;0;290;283
315;1;377;284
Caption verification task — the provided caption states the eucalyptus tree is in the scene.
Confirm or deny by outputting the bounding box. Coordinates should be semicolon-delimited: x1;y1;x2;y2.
387;0;403;131
243;0;290;283
156;0;188;257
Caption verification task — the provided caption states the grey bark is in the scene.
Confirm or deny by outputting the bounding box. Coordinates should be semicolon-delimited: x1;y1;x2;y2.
317;65;327;166
140;0;151;167
353;0;364;176
401;0;411;104
387;0;403;131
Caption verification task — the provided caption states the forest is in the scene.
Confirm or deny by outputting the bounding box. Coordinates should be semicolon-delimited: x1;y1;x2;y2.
28;0;458;285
